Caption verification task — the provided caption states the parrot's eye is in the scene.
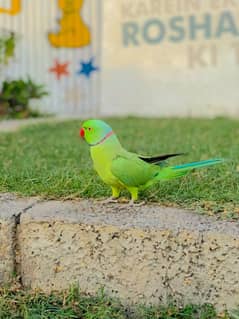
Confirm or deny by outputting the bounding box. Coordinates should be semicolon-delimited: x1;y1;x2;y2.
88;127;93;131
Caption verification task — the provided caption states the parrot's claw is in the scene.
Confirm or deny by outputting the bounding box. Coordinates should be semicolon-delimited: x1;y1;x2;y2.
101;197;119;205
128;199;146;207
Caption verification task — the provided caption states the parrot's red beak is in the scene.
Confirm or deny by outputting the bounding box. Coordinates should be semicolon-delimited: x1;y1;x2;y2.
79;128;85;138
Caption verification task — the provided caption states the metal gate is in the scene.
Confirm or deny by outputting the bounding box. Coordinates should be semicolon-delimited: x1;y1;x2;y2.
0;0;101;116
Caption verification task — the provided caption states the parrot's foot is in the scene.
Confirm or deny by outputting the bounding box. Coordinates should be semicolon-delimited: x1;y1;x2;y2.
101;197;119;205
128;199;146;207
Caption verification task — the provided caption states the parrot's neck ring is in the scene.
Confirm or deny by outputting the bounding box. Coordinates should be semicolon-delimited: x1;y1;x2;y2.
90;130;114;147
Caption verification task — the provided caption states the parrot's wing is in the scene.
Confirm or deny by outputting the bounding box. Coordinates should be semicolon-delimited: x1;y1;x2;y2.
139;153;185;164
111;155;157;187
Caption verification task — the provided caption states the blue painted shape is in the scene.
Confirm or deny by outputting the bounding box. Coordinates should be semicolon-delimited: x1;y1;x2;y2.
143;19;166;44
122;22;139;47
215;11;238;38
189;14;212;40
76;58;99;78
169;16;185;43
173;159;223;170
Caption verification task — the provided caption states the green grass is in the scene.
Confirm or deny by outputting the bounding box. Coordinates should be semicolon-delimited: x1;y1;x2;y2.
0;117;238;219
0;285;232;319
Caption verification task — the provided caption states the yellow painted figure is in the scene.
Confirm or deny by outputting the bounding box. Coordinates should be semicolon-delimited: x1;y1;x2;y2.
0;0;21;15
48;0;91;48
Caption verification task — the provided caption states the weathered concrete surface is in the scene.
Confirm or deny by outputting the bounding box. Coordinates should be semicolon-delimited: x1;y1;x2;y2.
18;200;239;310
0;194;38;283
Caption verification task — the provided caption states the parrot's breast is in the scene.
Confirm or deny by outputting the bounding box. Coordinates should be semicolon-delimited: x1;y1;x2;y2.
90;143;123;187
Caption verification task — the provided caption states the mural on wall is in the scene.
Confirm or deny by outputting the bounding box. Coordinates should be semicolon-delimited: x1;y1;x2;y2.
121;0;239;69
0;0;21;15
48;0;91;48
100;0;239;118
0;0;21;63
77;58;99;78
49;59;70;80
49;57;99;80
46;0;100;115
0;0;100;116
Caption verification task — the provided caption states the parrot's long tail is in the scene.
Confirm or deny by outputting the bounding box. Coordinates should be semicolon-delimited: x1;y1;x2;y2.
155;158;224;181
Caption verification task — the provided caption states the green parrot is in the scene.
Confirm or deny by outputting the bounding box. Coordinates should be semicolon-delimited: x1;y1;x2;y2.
80;119;223;204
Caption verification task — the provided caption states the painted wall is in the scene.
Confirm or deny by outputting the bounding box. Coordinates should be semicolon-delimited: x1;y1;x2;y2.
1;1;239;118
101;0;239;117
0;0;101;116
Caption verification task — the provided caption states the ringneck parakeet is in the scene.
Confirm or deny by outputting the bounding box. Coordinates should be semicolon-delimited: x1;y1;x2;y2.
80;119;223;203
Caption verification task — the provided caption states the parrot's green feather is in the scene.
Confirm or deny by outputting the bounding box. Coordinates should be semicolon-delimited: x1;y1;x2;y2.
172;158;223;170
112;156;224;189
157;158;224;180
111;154;158;187
81;119;224;201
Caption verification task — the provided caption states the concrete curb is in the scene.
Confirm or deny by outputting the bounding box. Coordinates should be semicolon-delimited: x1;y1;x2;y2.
1;194;239;311
0;194;39;282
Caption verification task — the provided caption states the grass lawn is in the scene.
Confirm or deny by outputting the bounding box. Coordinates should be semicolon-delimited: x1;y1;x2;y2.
0;285;234;319
0;117;238;219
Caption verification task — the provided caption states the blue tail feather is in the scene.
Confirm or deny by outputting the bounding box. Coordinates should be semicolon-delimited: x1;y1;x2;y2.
173;158;223;171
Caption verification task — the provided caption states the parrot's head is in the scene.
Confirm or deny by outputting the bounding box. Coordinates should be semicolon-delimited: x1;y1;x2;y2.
80;119;114;146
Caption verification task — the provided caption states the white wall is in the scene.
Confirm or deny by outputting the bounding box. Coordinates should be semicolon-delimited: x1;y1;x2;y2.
101;0;239;117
